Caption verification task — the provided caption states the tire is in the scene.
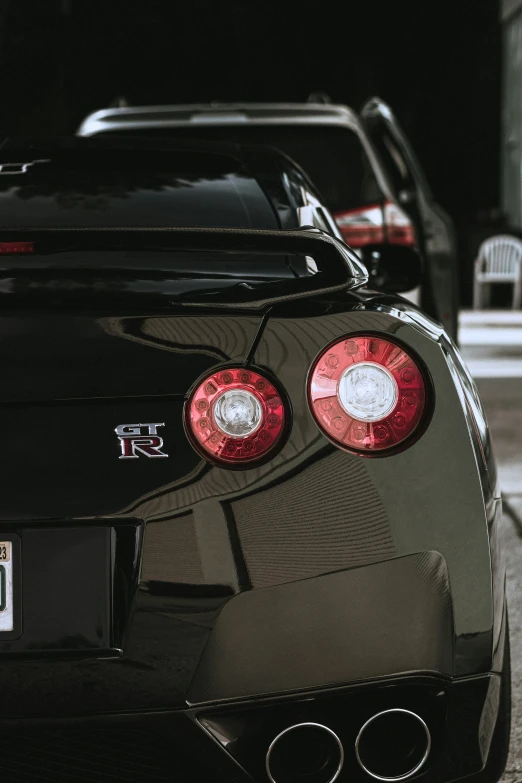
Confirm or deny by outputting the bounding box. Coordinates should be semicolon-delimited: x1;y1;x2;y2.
467;614;511;783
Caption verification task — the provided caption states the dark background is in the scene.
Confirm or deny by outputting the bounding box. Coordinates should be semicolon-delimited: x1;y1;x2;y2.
0;0;501;287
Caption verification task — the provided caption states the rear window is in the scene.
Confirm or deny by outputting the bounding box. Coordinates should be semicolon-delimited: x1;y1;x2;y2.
109;125;383;213
0;151;278;230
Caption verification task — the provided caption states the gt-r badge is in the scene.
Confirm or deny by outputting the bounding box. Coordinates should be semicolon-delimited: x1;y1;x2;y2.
115;423;168;459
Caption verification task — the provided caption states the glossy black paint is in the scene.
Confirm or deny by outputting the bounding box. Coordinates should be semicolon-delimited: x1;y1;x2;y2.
0;226;365;308
188;552;453;704
0;218;506;781
0;297;504;678
0;137;342;238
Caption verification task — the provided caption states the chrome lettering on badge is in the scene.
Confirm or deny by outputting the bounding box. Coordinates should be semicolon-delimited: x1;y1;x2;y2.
115;423;168;459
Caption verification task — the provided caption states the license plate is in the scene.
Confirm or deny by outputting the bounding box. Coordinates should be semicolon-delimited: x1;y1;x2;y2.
0;541;13;631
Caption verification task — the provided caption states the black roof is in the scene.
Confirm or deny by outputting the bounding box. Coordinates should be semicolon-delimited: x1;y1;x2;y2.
0;138;323;231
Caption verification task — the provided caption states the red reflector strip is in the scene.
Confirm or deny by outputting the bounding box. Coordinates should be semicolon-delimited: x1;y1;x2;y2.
0;241;34;254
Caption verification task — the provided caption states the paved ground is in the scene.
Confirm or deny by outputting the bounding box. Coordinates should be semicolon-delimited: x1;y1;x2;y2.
460;312;522;781
501;507;522;782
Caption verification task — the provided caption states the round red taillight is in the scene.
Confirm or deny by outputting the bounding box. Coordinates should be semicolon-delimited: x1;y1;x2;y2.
308;335;428;454
185;367;287;465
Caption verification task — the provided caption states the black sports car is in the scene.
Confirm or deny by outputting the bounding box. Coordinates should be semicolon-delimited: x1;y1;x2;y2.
0;141;509;783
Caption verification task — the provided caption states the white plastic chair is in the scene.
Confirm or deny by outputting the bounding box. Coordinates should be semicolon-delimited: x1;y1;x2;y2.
473;235;522;310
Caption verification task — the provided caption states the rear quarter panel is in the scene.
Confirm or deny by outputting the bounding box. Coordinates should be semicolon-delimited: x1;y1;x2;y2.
246;300;497;677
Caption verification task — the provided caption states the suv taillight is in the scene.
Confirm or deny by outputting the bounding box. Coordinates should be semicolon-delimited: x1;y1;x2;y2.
333;204;385;246
185;367;287;466
334;201;415;248
308;335;429;454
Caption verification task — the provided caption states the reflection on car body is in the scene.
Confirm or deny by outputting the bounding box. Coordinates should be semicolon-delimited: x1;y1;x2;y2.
0;140;508;783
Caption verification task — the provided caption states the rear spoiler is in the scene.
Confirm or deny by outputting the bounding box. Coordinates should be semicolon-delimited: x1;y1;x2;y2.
0;227;368;308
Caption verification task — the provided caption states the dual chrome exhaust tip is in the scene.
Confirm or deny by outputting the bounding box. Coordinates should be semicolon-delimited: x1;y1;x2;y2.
266;709;431;783
355;709;431;781
266;722;344;783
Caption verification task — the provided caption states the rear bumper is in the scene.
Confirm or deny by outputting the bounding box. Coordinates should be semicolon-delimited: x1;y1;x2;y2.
0;521;506;782
0;525;498;717
0;544;506;783
0;547;456;717
0;673;502;783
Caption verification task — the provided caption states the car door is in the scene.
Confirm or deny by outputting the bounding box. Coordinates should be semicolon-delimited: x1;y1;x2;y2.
360;98;459;341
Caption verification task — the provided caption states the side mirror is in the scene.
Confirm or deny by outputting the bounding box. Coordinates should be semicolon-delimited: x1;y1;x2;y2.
361;244;422;293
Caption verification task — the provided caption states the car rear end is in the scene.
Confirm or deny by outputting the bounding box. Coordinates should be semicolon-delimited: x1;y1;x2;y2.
0;207;507;783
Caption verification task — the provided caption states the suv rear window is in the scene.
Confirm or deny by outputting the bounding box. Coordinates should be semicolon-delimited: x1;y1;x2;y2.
113;125;383;213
